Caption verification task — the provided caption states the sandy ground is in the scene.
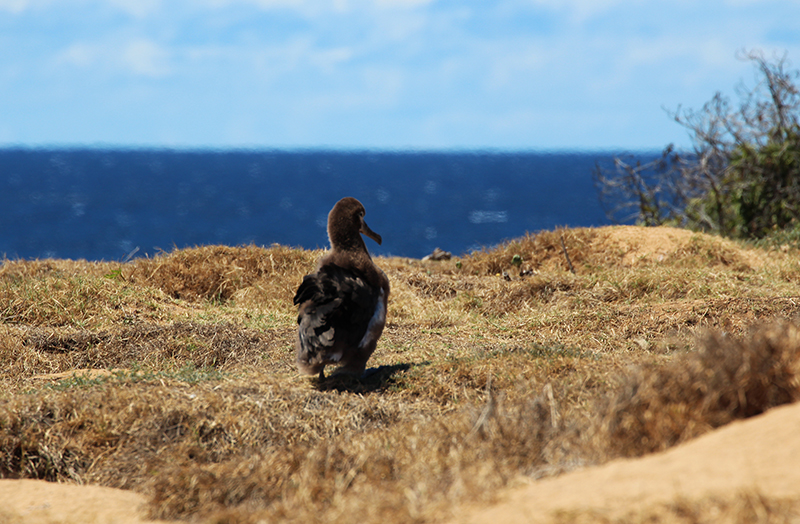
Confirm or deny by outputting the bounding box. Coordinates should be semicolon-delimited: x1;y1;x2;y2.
0;479;168;524
1;402;798;523
456;401;800;523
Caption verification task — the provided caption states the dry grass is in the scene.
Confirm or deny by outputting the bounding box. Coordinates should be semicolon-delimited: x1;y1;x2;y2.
595;320;800;458
554;490;800;523
1;226;800;523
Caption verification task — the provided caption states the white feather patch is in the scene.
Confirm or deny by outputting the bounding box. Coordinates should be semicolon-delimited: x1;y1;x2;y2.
359;289;385;349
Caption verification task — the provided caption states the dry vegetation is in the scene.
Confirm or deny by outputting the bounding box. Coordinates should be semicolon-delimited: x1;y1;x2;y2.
2;225;800;523
551;489;800;524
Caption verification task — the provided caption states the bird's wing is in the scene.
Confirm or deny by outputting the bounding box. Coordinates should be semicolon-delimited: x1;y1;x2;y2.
294;264;380;360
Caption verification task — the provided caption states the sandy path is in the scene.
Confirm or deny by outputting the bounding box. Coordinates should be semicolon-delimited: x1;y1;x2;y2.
456;401;800;523
0;479;168;524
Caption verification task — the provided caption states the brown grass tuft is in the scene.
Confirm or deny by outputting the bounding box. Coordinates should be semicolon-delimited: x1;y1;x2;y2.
127;244;318;303
555;490;800;524
596;320;800;458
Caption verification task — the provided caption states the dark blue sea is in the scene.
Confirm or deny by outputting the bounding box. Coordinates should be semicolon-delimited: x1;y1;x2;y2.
0;149;640;261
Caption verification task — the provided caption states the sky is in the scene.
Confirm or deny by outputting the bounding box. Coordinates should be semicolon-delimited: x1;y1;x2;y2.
0;0;798;151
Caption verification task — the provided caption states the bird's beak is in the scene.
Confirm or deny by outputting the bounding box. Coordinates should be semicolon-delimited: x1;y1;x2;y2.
360;219;382;245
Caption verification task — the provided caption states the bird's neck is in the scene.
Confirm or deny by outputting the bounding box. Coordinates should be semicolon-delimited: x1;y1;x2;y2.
328;230;369;255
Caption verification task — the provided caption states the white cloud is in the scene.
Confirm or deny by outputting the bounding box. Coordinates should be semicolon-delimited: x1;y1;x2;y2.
12;0;157;12
521;0;638;23
106;0;162;17
122;39;170;76
203;0;432;9
203;0;307;8
0;0;160;15
481;41;550;91
57;43;100;69
372;0;433;7
0;0;31;12
53;38;170;77
0;0;433;10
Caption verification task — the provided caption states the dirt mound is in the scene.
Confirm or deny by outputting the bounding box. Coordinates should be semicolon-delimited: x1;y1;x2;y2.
127;243;317;302
457;401;800;524
596;225;766;269
461;225;766;275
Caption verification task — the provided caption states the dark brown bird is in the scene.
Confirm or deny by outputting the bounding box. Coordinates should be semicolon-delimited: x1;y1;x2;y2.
293;197;390;379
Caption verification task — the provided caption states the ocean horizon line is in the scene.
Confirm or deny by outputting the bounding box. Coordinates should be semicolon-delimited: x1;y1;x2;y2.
0;143;665;156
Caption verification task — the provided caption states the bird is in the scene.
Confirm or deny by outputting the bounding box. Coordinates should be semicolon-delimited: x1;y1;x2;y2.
293;197;390;379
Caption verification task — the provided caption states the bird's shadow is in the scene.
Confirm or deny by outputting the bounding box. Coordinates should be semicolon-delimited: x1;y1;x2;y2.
313;362;421;394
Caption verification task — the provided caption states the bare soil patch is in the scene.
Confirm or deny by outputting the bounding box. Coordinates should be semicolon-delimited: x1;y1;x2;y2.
0;479;168;524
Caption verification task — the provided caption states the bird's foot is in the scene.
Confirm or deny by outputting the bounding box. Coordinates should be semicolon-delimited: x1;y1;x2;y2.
359;367;381;380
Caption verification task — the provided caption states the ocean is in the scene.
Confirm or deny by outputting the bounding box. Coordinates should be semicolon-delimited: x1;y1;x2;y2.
0;148;638;261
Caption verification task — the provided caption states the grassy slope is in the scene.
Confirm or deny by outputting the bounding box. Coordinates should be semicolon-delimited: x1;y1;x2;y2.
1;225;800;523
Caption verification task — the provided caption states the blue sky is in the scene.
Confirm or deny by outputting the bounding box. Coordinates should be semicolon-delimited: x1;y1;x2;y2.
1;0;798;150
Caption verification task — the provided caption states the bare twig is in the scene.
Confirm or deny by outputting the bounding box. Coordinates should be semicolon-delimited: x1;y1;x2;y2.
543;383;560;429
560;235;575;274
469;374;495;437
